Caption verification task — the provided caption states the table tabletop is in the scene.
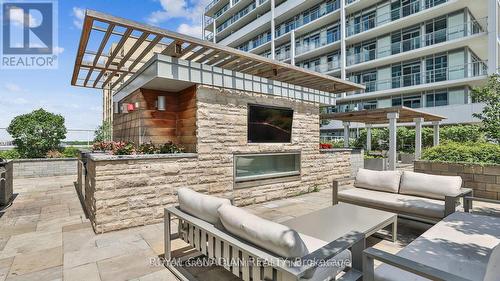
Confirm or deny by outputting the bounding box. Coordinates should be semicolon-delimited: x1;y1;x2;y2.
282;203;397;242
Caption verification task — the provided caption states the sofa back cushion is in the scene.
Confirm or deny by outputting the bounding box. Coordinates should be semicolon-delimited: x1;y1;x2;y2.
399;171;462;200
178;188;231;224
218;205;308;258
484;244;500;281
354;168;402;193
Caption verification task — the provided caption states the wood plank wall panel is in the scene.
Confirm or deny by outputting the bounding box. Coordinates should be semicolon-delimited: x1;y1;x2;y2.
113;86;197;152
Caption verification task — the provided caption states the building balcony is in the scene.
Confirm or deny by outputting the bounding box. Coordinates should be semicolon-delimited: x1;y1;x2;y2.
305;60;341;74
274;1;341;38
296;33;341;56
349;61;488;95
346;0;449;38
346;18;487;66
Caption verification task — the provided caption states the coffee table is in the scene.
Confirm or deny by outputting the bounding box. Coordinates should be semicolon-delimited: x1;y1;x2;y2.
282;202;397;243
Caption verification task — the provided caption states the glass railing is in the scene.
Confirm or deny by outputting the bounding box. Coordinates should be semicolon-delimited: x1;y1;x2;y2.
240;33;272;51
351;61;488;93
205;33;214;41
205;17;214;26
345;0;358;5
302;58;340;73
205;0;222;12
216;2;257;33
276;51;291;61
275;1;340;37
346;0;448;37
296;32;341;55
346;19;487;66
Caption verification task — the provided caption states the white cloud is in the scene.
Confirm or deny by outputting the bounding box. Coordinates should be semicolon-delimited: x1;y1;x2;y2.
4;83;22;93
146;0;211;38
72;7;85;29
177;23;202;38
54;46;64;55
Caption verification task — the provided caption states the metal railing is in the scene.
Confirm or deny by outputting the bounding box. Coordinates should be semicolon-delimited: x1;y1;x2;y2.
296;32;341;55
275;0;340;37
216;1;258;33
346;18;487;66
276;51;291;61
239;33;272;51
205;0;222;12
304;59;341;73
346;0;448;37
351;61;488;93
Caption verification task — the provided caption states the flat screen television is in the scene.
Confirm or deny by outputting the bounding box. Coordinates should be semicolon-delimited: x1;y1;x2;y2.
247;104;293;143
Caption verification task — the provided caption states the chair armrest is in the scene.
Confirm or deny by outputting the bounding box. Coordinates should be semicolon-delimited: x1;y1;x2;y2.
332;178;355;205
363;247;472;281
464;195;500;213
296;231;365;278
444;188;473;216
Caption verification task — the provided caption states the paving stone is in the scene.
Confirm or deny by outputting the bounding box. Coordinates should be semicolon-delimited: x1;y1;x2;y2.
130;269;179;281
0;257;14;281
5;265;62;281
63;262;101;281
8;246;62;277
0;230;61;259
96;249;161;281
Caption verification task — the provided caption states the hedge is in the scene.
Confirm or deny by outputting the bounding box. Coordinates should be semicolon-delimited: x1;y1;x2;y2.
422;142;500;164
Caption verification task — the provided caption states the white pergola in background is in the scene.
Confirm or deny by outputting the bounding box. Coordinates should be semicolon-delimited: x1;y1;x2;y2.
321;106;446;171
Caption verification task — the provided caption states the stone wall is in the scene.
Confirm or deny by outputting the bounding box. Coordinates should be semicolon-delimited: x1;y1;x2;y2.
82;86;352;233
13;158;77;178
414;161;500;200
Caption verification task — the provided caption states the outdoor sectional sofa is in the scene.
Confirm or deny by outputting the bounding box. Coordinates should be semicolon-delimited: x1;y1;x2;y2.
332;168;472;223
363;199;500;281
164;188;364;281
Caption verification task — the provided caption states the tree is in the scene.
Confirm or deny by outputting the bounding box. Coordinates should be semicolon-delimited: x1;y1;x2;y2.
471;74;500;143
93;121;112;142
7;109;67;158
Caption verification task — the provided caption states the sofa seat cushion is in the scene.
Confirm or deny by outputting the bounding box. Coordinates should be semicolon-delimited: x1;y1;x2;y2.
218;205;309;258
399;171;462;200
354;168;402;193
484;244;500;281
374;212;500;281
178;188;231;224
338;188;445;219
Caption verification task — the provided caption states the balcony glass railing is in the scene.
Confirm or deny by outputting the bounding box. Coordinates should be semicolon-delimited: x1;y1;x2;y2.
216;2;257;33
276;51;291;61
275;1;340;37
346;0;448;37
302;58;340;73
351;61;487;93
346;19;487;66
205;0;222;12
205;33;214;41
296;32;341;55
240;33;272;51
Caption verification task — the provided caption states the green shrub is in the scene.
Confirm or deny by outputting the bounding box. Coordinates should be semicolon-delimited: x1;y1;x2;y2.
0;149;21;160
422;142;500;164
62;146;80;158
7;109;66;158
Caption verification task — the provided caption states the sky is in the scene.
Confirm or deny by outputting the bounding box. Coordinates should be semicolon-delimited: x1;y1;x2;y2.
0;0;209;141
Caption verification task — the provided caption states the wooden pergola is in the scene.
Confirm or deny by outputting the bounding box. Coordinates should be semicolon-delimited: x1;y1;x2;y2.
70;10;364;94
321;106;446;170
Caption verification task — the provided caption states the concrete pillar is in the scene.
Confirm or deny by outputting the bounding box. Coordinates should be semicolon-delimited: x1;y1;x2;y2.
387;112;399;171
291;31;296;65
271;0;276;60
414;117;424;160
343;121;350;148
212;19;216;43
433;121;440;146
340;0;347;80
488;0;499;74
366;124;372;152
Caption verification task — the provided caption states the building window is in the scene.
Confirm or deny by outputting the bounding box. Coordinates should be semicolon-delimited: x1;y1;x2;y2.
426;92;448;107
402;95;422;108
234;153;301;182
363;100;377;110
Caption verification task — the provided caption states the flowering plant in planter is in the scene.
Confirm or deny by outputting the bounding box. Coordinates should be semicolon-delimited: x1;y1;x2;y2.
320;143;333;149
92;141;183;155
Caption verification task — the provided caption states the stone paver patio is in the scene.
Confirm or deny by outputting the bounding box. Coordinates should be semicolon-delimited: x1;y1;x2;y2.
0;175;497;281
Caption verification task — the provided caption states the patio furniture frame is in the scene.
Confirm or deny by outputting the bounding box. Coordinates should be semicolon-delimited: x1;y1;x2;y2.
164;206;365;281
332;180;473;224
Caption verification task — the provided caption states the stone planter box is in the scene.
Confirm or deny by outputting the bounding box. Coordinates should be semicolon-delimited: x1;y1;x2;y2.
12;158;77;179
400;153;415;164
414;160;500;200
364;158;387;171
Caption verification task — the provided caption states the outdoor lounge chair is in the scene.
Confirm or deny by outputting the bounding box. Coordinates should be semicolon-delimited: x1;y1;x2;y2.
332;169;472;223
164;188;365;281
362;201;500;281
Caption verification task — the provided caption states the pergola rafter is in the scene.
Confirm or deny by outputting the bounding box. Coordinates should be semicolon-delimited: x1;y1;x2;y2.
71;9;364;94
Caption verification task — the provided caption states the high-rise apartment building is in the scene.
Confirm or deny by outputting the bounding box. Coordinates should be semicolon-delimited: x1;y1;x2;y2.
203;0;499;138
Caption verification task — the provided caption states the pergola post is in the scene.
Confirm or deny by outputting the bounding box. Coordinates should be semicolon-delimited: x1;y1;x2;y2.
343;121;350;148
433;121;440;146
366;124;372;152
387;112;399;171
414;118;424;160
